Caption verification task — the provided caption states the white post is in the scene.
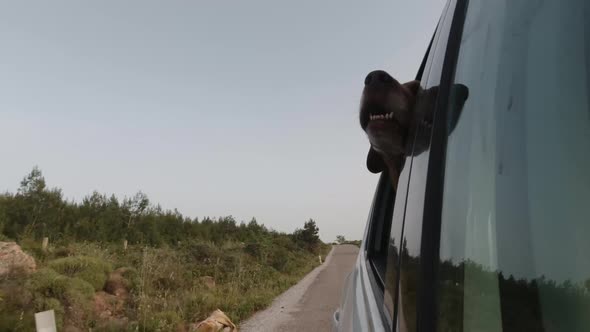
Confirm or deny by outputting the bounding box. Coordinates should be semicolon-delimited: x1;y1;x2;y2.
318;255;323;264
42;237;49;252
35;310;57;332
123;240;128;251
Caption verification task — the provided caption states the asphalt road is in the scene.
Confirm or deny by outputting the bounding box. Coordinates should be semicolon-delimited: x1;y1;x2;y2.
240;244;359;332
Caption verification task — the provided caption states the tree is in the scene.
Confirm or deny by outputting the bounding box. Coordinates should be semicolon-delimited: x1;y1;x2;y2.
294;219;321;253
123;191;149;229
336;235;346;244
12;167;67;239
18;166;46;196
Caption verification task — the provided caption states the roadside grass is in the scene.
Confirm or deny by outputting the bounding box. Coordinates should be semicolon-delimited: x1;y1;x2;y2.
0;240;331;331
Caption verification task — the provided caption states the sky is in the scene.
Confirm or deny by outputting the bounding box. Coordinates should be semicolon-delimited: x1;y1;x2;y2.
0;0;445;242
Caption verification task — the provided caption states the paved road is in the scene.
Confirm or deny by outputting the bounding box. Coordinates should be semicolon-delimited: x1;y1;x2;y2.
240;245;359;332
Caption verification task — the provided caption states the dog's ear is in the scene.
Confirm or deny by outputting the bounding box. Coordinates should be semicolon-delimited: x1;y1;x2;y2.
366;147;386;173
403;80;421;98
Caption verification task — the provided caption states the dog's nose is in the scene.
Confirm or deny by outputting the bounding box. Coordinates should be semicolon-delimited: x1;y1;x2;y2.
364;70;395;87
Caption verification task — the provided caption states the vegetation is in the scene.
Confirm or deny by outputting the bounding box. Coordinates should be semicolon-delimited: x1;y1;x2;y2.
0;168;331;331
335;235;361;247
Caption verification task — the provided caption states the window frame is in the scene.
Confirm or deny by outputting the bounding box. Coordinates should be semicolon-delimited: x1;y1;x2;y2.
414;1;468;331
362;1;453;329
362;0;469;330
364;171;397;329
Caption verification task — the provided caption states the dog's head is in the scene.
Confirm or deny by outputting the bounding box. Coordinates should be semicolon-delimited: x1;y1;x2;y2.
359;70;420;173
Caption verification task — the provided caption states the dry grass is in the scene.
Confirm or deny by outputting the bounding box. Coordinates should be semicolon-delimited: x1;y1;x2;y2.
0;240;330;331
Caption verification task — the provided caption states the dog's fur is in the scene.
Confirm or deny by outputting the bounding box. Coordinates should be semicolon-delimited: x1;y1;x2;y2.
359;70;420;190
359;70;468;190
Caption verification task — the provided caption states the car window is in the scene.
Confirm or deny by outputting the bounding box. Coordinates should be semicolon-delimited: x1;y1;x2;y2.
367;4;451;325
386;1;457;331
366;172;395;287
437;0;590;331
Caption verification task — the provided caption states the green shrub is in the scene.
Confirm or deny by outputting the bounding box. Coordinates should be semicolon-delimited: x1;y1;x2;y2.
188;242;220;262
119;267;140;293
0;280;36;331
269;247;290;272
24;268;95;329
26;268;94;305
140;310;183;332
53;245;75;258
48;256;113;290
33;297;65;329
181;292;217;322
0;310;36;332
245;242;263;258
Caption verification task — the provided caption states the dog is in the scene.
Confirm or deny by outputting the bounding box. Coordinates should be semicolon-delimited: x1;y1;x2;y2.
359;70;468;190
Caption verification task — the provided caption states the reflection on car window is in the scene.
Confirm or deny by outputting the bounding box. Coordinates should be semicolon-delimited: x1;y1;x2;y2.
390;1;456;330
437;0;590;331
367;172;395;285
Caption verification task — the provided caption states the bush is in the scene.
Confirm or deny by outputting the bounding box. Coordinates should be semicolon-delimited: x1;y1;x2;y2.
0;280;37;331
119;267;140;293
48;256;113;291
26;268;94;305
187;242;220;262
245;243;264;258
140;310;183;332
33;297;65;329
25;268;95;329
269;247;290;272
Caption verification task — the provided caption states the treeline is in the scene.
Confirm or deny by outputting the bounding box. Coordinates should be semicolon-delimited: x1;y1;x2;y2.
0;167;322;252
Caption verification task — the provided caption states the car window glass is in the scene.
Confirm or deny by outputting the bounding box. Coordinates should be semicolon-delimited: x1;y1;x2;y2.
390;1;456;331
367;172;395;286
379;3;454;327
437;0;590;331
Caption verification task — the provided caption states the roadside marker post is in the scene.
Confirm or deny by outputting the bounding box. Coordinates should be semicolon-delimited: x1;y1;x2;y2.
35;310;57;332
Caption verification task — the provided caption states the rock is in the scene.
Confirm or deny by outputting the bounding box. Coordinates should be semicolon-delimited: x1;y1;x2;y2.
190;309;237;332
0;241;36;277
199;276;216;289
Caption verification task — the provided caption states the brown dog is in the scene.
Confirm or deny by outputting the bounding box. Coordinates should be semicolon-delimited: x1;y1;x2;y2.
359;70;468;190
359;70;420;190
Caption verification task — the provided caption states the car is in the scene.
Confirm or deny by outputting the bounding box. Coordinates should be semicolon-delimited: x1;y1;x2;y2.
333;0;590;331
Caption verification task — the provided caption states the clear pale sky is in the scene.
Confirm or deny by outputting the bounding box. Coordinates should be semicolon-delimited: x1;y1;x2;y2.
0;0;444;242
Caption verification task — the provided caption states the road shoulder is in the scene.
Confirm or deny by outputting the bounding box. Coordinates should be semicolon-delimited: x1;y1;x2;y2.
239;247;336;332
